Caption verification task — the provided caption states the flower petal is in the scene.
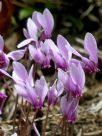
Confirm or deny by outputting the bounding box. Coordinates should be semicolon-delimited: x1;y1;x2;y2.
28;65;34;86
33;123;41;136
35;76;48;105
29;45;44;64
32;11;41;28
70;63;85;90
0;69;12;78
7;49;25;61
60;94;79;123
58;68;68;85
17;38;35;48
57;80;64;96
57;34;71;61
84;32;98;64
43;8;54;37
26;80;37;108
37;12;46;32
45;39;65;69
27;18;38;41
13;62;28;80
14;84;30;101
23;28;30;38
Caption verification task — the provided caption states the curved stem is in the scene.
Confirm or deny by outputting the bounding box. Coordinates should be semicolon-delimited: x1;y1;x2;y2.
43;104;50;136
13;95;18;132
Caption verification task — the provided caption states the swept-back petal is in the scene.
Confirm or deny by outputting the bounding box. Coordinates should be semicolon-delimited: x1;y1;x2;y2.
27;18;38;41
45;39;65;69
58;68;68;85
60;95;68;116
17;38;35;48
57;34;81;58
29;44;44;64
23;28;30;38
48;84;58;106
7;49;25;61
26;80;37;107
57;80;64;96
45;39;59;54
32;11;41;28
43;8;54;36
84;32;98;64
57;35;70;60
28;65;34;86
37;12;46;31
60;94;79;123
13;62;28;81
14;84;30;101
70;63;85;90
35;76;48;105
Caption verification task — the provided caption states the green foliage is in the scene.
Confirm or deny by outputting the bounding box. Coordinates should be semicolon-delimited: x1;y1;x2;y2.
19;8;34;20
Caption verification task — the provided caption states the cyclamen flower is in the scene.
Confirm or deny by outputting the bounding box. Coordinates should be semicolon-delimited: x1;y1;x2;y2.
0;92;7;114
18;8;54;48
60;93;79;123
28;41;51;68
16;18;38;49
32;8;54;39
58;63;85;97
44;39;68;70
48;80;63;106
81;32;99;72
56;33;98;73
0;35;9;70
18;38;67;69
44;35;80;71
13;62;48;109
0;35;25;73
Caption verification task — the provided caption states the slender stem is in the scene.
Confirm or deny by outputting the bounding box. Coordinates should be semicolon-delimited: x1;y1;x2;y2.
42;104;50;136
13;95;18;132
61;117;64;136
3;77;26;118
68;122;74;136
53;117;63;136
64;119;67;136
66;123;68;136
3;77;15;98
26;103;31;123
31;109;38;126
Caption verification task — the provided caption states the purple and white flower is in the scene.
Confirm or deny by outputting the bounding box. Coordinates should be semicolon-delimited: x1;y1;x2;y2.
13;62;48;109
81;32;99;72
32;8;54;39
48;80;63;106
60;93;79;123
17;8;54;49
58;63;85;97
0;35;25;76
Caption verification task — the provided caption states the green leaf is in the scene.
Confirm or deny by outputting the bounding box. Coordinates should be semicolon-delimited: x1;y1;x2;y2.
19;8;33;20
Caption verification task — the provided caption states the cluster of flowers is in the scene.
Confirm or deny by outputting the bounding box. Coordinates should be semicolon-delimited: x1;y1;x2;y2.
0;8;98;123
